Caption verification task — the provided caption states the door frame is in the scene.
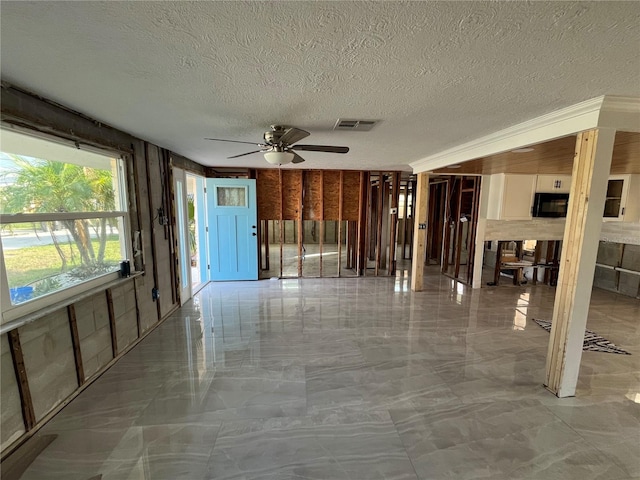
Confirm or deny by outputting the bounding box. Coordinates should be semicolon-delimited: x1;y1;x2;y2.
173;167;192;304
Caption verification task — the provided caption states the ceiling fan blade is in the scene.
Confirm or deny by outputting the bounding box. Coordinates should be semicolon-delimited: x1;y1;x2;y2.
291;152;306;164
205;138;262;146
227;150;263;159
279;127;310;145
292;145;349;154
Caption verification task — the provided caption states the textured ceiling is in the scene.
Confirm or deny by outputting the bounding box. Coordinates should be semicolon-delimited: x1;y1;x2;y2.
1;1;639;171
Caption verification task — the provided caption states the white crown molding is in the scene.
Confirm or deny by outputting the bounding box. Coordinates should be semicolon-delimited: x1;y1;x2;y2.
598;96;640;132
411;96;607;173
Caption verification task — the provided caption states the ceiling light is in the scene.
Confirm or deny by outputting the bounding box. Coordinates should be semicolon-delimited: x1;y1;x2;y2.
511;147;534;153
264;150;294;165
447;164;462;169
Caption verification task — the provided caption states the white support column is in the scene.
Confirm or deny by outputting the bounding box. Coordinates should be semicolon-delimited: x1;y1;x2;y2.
411;173;429;292
472;175;491;289
545;128;616;397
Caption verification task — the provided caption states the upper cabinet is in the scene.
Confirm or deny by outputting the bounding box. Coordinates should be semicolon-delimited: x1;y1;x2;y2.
485;173;638;222
603;174;639;222
535;175;572;194
486;174;537;220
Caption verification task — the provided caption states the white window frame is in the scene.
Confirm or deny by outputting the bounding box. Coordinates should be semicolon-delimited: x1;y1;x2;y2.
0;136;132;325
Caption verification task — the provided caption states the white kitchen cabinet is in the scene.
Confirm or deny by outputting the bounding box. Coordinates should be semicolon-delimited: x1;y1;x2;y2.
536;175;572;193
603;174;639;222
486;174;536;220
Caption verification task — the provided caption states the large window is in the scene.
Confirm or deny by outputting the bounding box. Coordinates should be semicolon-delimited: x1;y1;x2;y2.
0;129;130;322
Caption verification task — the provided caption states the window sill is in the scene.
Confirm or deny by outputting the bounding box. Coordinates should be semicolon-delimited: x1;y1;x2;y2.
0;271;144;335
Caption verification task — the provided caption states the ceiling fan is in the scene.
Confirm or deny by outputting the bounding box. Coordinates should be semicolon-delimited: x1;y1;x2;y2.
205;125;349;165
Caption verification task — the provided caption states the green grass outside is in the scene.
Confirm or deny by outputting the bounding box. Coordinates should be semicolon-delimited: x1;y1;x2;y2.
4;235;122;287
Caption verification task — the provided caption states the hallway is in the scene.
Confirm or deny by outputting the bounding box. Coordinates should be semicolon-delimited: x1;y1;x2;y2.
7;273;640;479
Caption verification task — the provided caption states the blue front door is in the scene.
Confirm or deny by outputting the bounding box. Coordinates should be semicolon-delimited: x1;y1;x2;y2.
206;178;258;281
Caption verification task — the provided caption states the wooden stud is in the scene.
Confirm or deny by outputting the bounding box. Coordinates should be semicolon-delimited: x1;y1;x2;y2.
279;169;284;278
400;185;407;260
106;289;118;358
264;221;270;271
133;279;142;338
7;330;36;430
453;177;464;279
144;142;162;323
375;174;384;275
67;304;85;386
380;176;391;270
319;171;324;277
357;171;368;276
298;171;303;277
411;173;429;291
388;172;401;275
408;179;416;260
338;171;344;276
545;128;616;397
493;241;503;286
532;241;543;285
166;154;178;305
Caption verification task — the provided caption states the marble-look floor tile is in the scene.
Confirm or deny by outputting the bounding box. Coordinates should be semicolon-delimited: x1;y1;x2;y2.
390;399;630;480
135;366;307;425
206;412;418;480
4;272;638;480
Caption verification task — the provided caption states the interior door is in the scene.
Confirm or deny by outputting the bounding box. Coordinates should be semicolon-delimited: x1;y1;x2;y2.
206;178;258;281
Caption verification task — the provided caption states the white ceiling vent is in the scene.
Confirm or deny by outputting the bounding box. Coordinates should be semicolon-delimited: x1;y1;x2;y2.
334;119;378;131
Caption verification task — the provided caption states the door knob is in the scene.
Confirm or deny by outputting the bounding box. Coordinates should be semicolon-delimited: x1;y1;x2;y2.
252;232;257;236
252;225;257;229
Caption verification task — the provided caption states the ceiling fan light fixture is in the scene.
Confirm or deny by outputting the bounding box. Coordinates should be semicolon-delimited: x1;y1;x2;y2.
264;150;294;165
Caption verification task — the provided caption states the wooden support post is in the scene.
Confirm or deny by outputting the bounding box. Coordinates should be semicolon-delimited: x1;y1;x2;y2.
545;128;616;397
411;173;429;291
106;288;118;358
7;329;36;430
67;304;85;386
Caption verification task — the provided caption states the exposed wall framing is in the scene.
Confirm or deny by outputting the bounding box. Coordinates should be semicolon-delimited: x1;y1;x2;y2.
253;169;398;278
0;84;181;459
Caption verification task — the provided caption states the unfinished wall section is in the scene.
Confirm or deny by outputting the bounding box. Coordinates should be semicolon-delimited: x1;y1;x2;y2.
253;168;369;278
0;84;184;457
0;335;24;452
75;293;112;380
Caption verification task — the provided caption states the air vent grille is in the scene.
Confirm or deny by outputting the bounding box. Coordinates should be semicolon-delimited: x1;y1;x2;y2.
334;119;378;131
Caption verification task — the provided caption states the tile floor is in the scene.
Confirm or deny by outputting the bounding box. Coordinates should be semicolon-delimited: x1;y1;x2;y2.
7;269;640;479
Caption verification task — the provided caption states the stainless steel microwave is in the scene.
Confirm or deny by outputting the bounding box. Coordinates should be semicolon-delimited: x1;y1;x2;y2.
532;193;569;218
